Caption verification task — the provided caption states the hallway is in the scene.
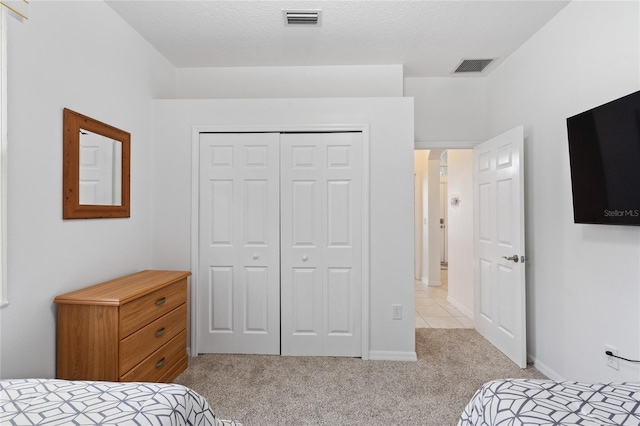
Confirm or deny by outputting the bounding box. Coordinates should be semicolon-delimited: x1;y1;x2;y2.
415;268;474;329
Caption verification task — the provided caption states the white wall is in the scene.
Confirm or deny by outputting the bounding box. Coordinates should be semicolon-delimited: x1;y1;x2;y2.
415;150;448;288
150;98;416;359
425;152;441;286
405;77;487;146
446;150;474;318
0;1;175;379
414;151;428;280
176;65;404;99
487;0;640;381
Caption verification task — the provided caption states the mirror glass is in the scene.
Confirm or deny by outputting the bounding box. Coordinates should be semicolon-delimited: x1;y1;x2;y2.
63;108;130;219
79;129;122;206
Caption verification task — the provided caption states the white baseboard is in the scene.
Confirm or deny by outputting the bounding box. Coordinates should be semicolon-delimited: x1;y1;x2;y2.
527;355;564;380
368;350;417;362
420;277;442;287
446;296;473;319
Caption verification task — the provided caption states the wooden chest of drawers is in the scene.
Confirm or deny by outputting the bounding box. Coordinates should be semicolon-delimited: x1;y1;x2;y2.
54;270;191;382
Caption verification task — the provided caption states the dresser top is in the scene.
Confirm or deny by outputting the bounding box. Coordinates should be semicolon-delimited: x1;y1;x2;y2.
54;270;191;306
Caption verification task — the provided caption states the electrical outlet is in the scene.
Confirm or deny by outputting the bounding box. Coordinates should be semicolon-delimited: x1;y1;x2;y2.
392;304;402;320
605;345;619;370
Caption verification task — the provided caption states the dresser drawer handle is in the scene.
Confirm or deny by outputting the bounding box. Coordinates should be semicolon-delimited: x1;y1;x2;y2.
155;297;166;306
155;357;166;369
155;327;166;338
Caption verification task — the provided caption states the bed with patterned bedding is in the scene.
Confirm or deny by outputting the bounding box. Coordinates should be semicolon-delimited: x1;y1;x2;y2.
458;379;640;426
0;379;241;426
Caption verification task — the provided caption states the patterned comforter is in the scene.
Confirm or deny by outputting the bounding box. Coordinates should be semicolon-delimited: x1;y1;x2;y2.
0;379;242;426
458;379;640;426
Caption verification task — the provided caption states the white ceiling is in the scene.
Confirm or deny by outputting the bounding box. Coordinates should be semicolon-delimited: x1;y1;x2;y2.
106;0;571;77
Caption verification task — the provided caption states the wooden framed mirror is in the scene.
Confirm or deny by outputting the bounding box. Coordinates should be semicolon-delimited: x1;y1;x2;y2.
63;108;130;219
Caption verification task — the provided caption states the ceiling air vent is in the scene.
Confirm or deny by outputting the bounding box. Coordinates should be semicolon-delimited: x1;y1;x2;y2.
283;9;321;26
454;59;494;73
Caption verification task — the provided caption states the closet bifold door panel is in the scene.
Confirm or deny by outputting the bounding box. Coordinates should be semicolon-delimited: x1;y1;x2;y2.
198;133;281;354
197;131;362;357
280;133;362;357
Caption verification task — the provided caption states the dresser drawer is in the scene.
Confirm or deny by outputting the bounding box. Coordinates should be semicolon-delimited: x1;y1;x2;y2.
119;304;186;376
158;352;189;384
120;330;187;382
120;279;187;338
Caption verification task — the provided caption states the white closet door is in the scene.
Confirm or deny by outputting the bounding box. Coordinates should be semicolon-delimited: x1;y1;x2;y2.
198;133;280;354
280;133;362;357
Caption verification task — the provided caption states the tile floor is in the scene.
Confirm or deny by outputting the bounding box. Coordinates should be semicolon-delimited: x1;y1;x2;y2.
415;268;474;329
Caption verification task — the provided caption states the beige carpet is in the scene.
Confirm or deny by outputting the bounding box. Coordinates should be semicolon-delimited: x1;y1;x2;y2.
174;329;546;425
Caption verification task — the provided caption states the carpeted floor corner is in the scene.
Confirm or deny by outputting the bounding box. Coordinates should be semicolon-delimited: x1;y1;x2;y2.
174;329;547;425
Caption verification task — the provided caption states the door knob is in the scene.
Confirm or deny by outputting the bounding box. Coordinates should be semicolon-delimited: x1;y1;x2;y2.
253;253;259;260
302;255;308;262
502;254;519;263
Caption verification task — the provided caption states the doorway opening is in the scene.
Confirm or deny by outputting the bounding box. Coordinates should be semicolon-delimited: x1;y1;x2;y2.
414;149;474;329
413;127;527;368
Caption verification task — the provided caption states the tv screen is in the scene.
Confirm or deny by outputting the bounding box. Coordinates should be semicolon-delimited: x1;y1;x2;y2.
566;90;640;225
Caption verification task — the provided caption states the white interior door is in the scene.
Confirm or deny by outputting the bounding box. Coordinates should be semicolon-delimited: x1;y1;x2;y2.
280;133;362;357
473;126;526;368
198;133;280;354
79;131;117;205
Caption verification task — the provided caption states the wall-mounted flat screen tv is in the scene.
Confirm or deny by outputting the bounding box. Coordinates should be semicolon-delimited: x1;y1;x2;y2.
566;90;640;225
